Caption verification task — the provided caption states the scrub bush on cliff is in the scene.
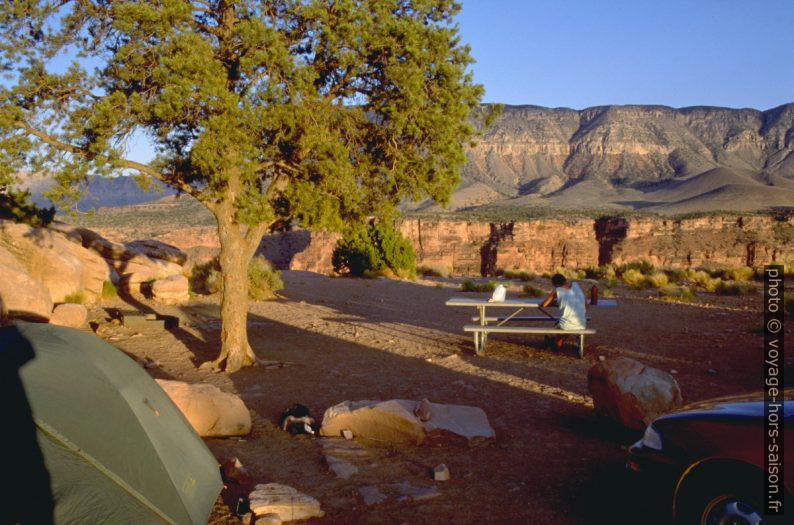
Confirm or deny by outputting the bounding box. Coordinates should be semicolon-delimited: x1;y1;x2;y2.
333;223;416;278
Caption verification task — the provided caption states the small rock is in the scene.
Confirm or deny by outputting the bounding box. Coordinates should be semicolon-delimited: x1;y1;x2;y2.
707;368;718;376
222;457;252;484
341;429;354;440
670;369;678;375
433;464;450;481
142;357;160;369
414;398;432;422
598;355;606;362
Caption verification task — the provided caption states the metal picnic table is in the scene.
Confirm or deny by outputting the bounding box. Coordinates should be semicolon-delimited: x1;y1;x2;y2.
445;296;617;357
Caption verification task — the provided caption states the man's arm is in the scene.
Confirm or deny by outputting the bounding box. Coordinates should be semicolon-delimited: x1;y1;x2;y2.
541;289;557;308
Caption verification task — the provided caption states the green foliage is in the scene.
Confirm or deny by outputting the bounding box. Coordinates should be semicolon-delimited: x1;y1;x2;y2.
101;280;117;300
63;292;85;305
248;256;283;301
0;189;55;226
461;280;497;293
585;265;616;280
521;284;545;297
333;223;416;278
497;268;535;281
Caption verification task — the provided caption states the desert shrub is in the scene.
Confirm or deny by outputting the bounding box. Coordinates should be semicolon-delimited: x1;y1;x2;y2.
585;265;615;280
333;223;416;278
189;256;282;299
618;260;654;275
101;280;118;299
601;287;614;298
417;264;451;278
461;280;497;293
659;285;696;303
552;267;586;281
521;284;546;297
64;291;86;304
189;257;223;294
498;268;535;281
248;256;283;300
714;280;756;296
664;268;689;283
621;269;648;289
645;271;669;288
719;266;755;281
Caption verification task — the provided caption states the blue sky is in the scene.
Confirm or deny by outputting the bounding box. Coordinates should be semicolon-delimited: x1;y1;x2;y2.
456;0;794;110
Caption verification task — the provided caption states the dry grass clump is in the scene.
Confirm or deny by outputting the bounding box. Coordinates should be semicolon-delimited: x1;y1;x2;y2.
659;285;696;303
461;280;498;293
417;265;452;278
190;255;283;300
621;268;648;289
717;266;755;281
714;280;756;296
64;291;86;304
101;280;118;299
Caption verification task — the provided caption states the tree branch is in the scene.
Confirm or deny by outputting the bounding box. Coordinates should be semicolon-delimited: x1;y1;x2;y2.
14;119;198;197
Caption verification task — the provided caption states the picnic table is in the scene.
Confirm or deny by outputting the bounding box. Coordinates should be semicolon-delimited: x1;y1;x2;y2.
445;296;617;358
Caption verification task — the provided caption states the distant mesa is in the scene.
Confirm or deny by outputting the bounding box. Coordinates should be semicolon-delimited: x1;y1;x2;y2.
18;103;794;215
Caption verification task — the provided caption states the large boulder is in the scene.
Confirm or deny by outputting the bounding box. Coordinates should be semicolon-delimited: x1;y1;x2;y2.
124;239;187;265
149;274;189;304
0;245;52;321
155;379;251;437
320;399;495;446
588;356;683;430
0;220;110;303
49;303;88;328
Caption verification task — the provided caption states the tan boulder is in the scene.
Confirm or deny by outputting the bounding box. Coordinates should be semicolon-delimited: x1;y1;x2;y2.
124;239;187;265
149;274;189;304
588;356;683;430
320;399;495;445
0;246;52;321
155;379;251;437
50;303;88;328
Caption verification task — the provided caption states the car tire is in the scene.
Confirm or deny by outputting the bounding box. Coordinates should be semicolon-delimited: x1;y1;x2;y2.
676;471;771;525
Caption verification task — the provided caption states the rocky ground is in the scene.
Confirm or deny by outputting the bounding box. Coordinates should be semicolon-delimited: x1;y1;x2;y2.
83;270;790;525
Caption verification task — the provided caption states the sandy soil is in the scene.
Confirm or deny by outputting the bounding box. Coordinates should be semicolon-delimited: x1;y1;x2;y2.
87;272;791;524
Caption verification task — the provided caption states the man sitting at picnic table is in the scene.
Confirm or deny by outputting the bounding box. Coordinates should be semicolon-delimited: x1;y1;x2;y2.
541;273;587;351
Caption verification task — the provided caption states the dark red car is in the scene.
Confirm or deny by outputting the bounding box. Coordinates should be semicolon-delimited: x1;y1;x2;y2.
627;390;793;524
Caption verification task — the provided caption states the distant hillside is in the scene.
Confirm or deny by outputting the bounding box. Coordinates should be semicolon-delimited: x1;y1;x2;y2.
432;103;794;214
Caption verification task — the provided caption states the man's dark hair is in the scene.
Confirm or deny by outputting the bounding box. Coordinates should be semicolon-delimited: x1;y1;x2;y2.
551;273;567;287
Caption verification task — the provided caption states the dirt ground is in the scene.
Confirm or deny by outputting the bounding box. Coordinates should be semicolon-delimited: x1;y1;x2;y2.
88;271;791;525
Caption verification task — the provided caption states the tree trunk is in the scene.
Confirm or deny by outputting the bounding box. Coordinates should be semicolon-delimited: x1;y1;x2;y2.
211;208;258;373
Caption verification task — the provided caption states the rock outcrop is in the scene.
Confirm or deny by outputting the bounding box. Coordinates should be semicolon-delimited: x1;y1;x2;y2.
0;245;53;321
0;220;110;303
587;356;683;430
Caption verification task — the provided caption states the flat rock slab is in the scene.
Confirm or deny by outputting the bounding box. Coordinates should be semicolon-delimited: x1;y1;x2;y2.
324;454;359;479
320;399;495;446
390;481;441;502
358;486;387;506
249;483;324;522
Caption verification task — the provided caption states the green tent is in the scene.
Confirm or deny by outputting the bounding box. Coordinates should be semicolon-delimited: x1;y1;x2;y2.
0;322;223;524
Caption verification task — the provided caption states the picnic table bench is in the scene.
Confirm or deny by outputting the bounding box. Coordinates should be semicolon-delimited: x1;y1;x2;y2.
445;296;616;358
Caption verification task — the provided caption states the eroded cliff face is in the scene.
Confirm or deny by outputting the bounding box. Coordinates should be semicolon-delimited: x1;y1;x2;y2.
397;215;793;275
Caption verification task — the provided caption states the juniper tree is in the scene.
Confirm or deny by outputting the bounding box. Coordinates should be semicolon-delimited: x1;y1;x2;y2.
0;0;492;372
